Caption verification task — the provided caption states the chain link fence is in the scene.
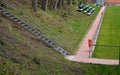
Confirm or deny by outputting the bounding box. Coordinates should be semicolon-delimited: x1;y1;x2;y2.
90;44;120;64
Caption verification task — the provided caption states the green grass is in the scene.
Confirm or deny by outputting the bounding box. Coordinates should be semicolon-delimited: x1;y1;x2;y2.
0;19;119;74
0;1;120;75
3;0;100;53
93;6;120;59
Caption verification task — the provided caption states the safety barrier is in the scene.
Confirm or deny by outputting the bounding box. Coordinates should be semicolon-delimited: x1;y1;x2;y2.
91;44;120;65
91;6;106;53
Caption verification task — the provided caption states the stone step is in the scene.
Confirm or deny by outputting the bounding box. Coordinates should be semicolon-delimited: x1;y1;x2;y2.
0;8;3;10
27;27;34;31
3;11;10;15
14;19;21;22
0;9;5;12
0;7;69;56
20;23;26;26
6;14;14;17
17;21;24;24
23;25;30;29
9;16;17;19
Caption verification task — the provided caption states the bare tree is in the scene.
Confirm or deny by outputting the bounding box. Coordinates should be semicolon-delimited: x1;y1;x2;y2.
67;0;71;5
32;0;37;11
39;0;80;10
40;0;48;10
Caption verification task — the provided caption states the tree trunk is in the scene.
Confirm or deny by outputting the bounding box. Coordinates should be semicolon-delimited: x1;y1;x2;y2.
57;0;64;8
49;0;56;10
41;0;48;10
67;0;71;5
32;0;37;12
54;0;59;9
45;0;48;10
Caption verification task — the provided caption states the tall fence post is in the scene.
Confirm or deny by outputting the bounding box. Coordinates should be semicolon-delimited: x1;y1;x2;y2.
119;47;120;65
89;47;90;58
91;44;120;65
88;39;92;58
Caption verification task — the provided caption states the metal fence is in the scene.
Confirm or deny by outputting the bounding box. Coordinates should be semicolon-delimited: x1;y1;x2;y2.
91;6;106;50
90;44;120;65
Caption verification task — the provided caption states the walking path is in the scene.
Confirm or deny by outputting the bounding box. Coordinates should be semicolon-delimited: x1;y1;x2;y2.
65;6;119;65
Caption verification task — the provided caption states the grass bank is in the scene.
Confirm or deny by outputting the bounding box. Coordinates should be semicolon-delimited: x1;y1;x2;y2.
0;1;119;75
3;0;100;53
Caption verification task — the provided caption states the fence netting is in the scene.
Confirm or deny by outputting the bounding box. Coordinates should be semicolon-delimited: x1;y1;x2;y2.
91;44;119;60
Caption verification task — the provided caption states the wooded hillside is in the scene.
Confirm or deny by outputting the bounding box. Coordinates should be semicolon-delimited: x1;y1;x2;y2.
32;0;95;11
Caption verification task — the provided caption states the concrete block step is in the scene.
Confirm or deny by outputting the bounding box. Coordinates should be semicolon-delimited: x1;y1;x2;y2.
0;7;69;56
27;27;34;31
0;10;5;12
9;16;17;19
20;23;26;26
6;14;14;17
14;19;21;22
3;11;10;15
17;21;24;24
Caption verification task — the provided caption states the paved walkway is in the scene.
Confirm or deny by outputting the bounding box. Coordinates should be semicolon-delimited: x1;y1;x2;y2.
65;6;119;65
